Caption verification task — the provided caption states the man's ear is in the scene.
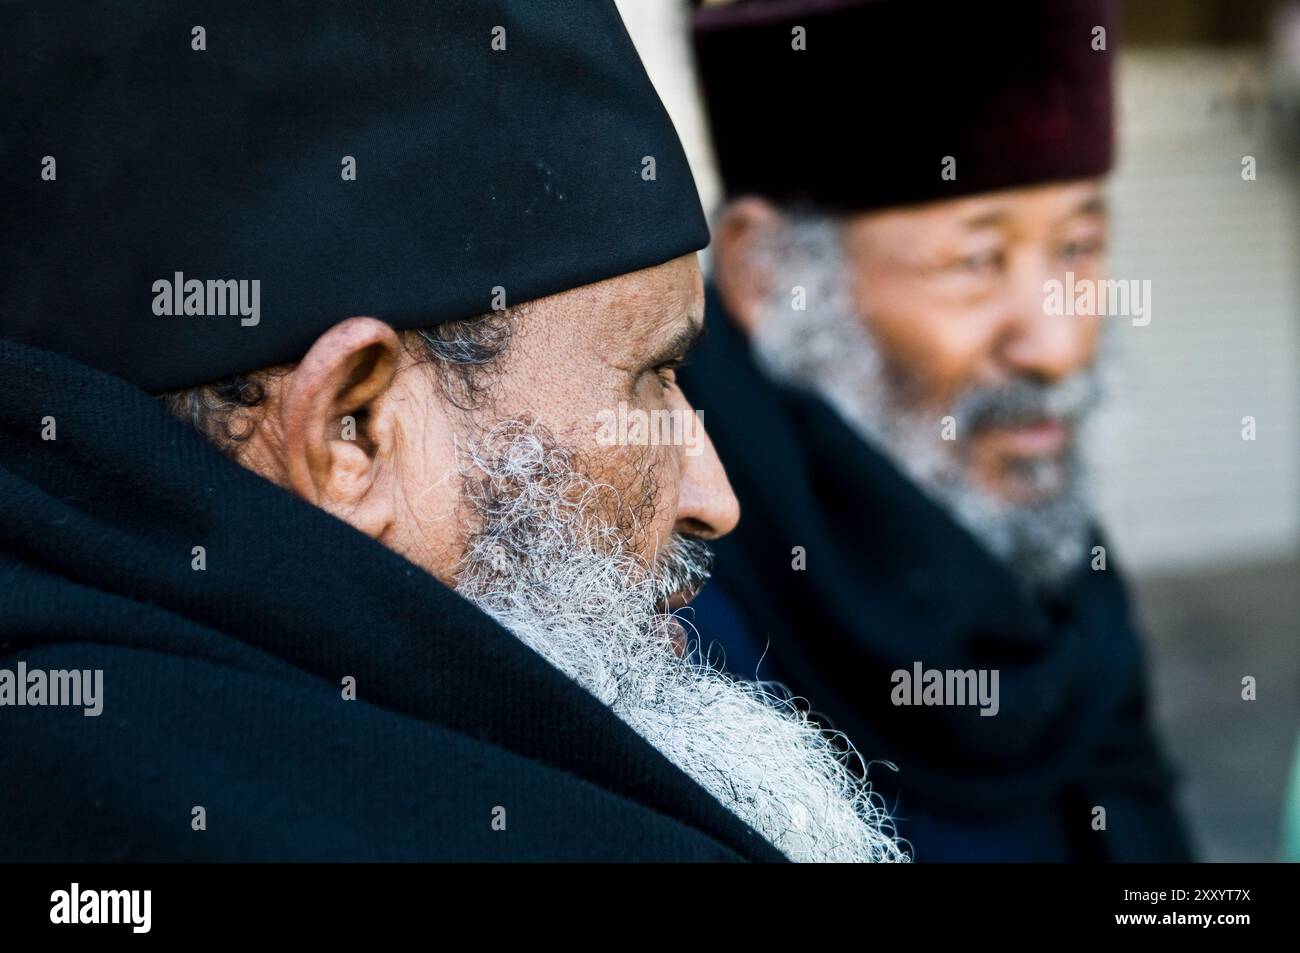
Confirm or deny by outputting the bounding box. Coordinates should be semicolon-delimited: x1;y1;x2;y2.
278;316;402;539
712;196;786;338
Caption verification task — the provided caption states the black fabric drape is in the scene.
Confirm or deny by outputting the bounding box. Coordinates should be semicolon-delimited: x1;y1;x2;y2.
0;338;784;863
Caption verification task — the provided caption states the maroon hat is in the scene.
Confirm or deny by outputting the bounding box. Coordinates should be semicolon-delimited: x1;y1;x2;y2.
691;0;1115;211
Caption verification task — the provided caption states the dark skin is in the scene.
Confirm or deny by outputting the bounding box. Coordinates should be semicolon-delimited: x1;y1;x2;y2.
231;253;739;588
714;179;1109;505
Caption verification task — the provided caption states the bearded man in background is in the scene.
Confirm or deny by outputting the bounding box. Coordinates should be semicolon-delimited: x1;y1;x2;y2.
681;0;1192;861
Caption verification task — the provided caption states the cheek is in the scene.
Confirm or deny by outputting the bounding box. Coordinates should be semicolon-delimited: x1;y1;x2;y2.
1077;313;1104;363
858;292;998;404
640;445;680;549
544;371;684;556
585;442;679;558
1070;254;1108;285
388;396;469;584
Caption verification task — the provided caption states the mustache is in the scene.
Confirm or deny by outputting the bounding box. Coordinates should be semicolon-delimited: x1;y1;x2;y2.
650;535;714;607
953;372;1100;431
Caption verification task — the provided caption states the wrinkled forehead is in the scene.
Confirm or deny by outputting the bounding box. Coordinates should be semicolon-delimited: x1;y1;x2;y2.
558;254;704;361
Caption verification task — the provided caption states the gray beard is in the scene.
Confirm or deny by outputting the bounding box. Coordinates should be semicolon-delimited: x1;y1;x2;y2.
750;218;1102;593
451;419;906;863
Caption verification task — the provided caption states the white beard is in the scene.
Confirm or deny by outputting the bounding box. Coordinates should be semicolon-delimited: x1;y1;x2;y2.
749;217;1103;592
452;420;906;863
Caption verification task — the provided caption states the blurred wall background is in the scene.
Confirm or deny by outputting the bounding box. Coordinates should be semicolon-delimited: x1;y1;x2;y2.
618;0;1300;861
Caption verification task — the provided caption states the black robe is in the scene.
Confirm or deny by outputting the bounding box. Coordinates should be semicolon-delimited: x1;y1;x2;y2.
680;289;1192;862
0;338;785;863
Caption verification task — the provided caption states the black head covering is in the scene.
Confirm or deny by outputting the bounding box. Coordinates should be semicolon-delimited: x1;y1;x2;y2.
691;0;1115;211
1;1;709;392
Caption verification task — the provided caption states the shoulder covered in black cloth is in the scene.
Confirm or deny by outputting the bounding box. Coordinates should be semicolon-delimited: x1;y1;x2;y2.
0;339;783;863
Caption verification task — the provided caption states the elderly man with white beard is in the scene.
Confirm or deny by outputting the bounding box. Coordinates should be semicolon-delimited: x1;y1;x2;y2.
680;0;1193;861
0;1;902;863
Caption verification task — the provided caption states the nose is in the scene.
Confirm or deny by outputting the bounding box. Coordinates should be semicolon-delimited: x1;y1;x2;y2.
998;256;1097;382
672;394;741;540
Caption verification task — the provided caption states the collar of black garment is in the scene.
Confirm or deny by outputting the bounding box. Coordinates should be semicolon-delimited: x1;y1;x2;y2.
0;337;785;863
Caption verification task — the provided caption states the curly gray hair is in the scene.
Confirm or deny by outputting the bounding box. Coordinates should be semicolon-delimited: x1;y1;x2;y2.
160;310;517;453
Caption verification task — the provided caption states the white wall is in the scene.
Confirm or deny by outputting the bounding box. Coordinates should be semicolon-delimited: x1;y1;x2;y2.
616;0;721;215
1091;49;1300;570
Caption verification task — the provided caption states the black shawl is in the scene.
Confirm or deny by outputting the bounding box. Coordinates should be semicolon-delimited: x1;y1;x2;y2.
0;339;784;863
680;290;1192;862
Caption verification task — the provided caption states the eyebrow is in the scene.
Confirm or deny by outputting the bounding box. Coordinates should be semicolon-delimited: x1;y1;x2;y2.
1072;194;1108;217
647;316;704;367
959;209;1008;230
